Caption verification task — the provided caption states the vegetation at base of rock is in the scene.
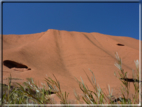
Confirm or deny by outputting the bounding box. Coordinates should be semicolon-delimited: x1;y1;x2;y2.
0;52;140;106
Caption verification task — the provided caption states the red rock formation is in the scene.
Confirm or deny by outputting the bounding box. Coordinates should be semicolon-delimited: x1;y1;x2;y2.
2;29;140;103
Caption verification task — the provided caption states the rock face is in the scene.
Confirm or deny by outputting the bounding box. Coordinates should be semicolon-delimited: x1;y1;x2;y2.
2;29;140;103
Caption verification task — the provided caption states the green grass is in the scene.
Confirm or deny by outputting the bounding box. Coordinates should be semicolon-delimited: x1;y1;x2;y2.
0;52;140;106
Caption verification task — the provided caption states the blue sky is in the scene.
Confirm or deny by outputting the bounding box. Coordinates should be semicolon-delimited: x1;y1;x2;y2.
3;2;139;40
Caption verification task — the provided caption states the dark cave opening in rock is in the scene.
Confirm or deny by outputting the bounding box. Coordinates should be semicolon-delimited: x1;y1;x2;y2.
3;60;31;70
117;43;125;46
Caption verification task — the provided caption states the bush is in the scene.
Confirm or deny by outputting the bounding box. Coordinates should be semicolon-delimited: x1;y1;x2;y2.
0;52;140;106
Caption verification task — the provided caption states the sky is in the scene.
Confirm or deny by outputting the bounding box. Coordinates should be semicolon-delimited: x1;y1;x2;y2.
3;2;139;40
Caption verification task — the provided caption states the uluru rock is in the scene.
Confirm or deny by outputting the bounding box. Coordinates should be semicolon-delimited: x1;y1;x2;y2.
2;29;140;103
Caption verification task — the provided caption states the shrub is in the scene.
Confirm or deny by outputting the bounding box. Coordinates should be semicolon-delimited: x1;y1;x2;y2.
0;52;140;106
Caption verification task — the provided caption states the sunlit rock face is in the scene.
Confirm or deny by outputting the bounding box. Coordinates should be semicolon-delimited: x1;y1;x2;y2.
2;29;139;102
